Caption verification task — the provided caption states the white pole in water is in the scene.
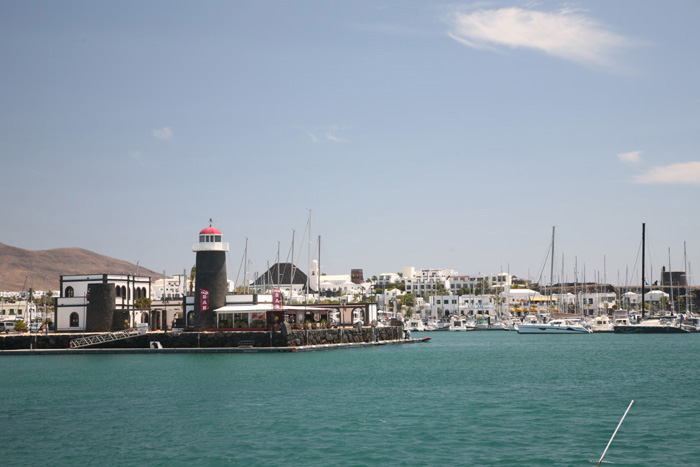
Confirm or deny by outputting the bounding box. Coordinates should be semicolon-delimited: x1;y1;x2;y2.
597;400;634;466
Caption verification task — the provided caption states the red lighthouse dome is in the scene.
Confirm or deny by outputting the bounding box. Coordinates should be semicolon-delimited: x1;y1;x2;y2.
199;226;222;235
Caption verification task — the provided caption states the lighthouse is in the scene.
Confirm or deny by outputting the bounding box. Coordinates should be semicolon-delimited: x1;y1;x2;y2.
192;221;229;329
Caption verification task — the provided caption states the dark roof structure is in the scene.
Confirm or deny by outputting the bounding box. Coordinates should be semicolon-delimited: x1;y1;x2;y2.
253;263;307;286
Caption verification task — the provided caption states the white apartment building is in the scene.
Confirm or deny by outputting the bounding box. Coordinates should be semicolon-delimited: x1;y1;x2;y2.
375;273;401;287
449;273;514;293
403;268;457;297
426;294;497;319
151;275;189;300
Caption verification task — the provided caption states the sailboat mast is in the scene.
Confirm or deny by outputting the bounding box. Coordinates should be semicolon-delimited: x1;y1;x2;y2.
243;238;248;294
685;241;690;314
668;247;674;315
318;235;321;304
291;230;295;304
641;223;646;320
550;226;555;315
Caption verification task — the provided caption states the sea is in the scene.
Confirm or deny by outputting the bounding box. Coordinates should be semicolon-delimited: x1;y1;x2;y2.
2;331;699;466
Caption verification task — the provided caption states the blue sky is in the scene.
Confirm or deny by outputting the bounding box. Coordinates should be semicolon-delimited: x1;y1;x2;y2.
1;0;699;287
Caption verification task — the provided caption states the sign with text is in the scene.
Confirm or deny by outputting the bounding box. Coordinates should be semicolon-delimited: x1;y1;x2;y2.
200;289;209;311
273;288;282;309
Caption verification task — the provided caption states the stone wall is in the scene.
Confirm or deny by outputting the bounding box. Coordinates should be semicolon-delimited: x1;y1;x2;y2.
0;326;405;350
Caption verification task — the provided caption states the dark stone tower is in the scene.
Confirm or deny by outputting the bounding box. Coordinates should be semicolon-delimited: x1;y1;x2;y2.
193;222;229;329
85;283;117;332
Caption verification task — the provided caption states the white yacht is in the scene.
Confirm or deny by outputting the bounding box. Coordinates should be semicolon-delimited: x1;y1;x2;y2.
405;317;425;332
517;319;592;334
449;317;476;331
590;315;614;333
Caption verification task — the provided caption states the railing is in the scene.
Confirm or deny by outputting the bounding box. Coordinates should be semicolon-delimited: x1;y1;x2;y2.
70;325;148;349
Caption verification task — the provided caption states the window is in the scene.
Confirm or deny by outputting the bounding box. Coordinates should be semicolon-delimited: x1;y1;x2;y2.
70;312;79;327
215;235;221;242
65;286;74;298
116;286;121;298
141;312;149;323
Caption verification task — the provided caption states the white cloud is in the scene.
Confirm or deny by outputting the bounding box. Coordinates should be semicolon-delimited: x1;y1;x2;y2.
632;161;700;185
446;7;632;68
152;126;173;141
618;151;641;164
325;132;348;143
306;127;349;144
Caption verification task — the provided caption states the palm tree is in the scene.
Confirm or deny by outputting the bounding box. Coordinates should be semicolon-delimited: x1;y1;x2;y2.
188;265;196;295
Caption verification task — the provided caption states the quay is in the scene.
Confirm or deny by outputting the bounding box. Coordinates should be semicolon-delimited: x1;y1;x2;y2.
0;324;424;355
0;336;427;355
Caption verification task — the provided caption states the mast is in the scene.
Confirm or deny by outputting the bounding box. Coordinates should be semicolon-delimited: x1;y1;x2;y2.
243;238;248;294
318;235;321;304
668;247;674;315
290;230;295;304
641;223;646;320
685;241;690;314
549;226;555;315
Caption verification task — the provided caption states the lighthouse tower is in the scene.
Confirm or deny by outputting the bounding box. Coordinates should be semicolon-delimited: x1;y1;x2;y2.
192;221;229;329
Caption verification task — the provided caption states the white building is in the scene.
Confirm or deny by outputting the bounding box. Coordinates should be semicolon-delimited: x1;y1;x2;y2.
151;275;189;300
449;273;514;293
375;272;401;287
0;299;35;321
55;274;151;332
427;294;497;319
403;267;457;297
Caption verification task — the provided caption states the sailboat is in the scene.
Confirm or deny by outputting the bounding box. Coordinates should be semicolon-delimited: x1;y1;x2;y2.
614;224;688;334
518;227;592;335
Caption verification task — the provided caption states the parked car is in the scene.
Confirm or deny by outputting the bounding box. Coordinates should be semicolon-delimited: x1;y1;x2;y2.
0;321;17;333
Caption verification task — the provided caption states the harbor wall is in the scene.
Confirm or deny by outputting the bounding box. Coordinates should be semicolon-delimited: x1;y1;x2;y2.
0;326;404;351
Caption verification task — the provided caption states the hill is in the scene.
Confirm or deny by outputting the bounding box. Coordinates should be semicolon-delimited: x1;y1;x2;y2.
0;243;162;292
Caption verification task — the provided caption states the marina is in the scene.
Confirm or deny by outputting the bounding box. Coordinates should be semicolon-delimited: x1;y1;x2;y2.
3;331;700;466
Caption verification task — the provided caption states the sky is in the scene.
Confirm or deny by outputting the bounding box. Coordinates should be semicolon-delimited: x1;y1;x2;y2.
1;0;699;288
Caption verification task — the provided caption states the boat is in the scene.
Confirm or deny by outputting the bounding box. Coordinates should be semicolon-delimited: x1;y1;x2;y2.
614;224;689;334
614;317;688;333
517;319;592;334
680;316;700;332
405;317;425;332
449;317;476;331
589;315;615;333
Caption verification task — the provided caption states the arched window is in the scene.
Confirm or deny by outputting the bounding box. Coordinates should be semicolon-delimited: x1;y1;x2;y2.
70;312;79;327
141;312;149;323
116;286;121;298
121;286;126;298
187;311;195;324
65;286;74;298
141;287;147;299
127;287;130;300
135;288;141;300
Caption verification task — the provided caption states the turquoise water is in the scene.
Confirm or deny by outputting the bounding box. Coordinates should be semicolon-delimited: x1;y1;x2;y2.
2;332;700;466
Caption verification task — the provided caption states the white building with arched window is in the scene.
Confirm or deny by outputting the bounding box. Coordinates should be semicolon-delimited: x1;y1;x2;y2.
55;274;151;331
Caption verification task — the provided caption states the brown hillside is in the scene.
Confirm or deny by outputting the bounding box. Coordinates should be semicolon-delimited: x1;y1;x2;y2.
0;243;162;291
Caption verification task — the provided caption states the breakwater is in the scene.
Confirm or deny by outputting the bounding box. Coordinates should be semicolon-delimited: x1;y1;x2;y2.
0;325;404;351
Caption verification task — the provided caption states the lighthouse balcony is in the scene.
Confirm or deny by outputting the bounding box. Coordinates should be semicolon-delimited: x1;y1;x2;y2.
192;242;230;252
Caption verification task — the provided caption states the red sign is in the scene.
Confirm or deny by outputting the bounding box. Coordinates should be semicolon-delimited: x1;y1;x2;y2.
273;288;282;309
200;289;209;311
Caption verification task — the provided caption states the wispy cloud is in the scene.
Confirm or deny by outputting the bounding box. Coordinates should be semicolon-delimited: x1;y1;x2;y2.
632;161;700;185
446;7;632;68
129;150;147;166
306;126;349;144
618;151;641;164
152;126;173;141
